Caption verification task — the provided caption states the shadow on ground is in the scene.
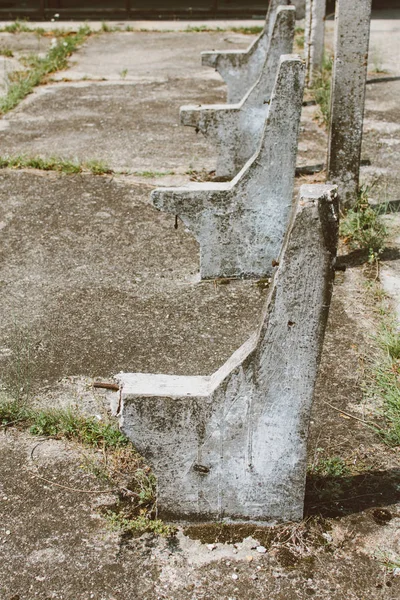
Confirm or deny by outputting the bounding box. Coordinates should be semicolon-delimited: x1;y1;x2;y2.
305;468;400;518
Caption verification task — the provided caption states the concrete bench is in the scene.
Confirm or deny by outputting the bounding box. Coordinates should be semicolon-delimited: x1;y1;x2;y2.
116;184;339;523
152;55;305;280
201;0;291;103
181;6;296;180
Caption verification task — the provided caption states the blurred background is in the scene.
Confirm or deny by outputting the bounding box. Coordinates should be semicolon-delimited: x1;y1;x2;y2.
0;1;399;21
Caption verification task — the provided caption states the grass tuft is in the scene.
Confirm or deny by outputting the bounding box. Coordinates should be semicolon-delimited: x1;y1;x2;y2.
183;24;262;34
308;456;350;478
340;186;387;263
369;323;400;447
230;26;263;35
0;397;172;535
0;47;14;57
0;399;128;449
84;159;113;175
105;510;176;537
376;550;400;573
133;169;175;178
0;20;37;34
310;54;333;128
294;26;305;51
0;25;91;115
0;154;112;175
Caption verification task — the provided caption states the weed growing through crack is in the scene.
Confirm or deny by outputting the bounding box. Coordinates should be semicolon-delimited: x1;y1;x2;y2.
1;322;36;403
0;401;128;448
105;510;175;537
308;456;350;478
310;54;333;128
0;47;14;58
0;396;171;535
183;24;262;34
340;186;388;264
360;278;400;447
375;550;400;574
0;25;91;115
230;26;263;35
294;26;305;51
369;46;387;74
306;456;353;504
0;20;43;34
0;154;112;175
84;159;113;175
102;463;176;537
368;322;400;447
133;170;175;178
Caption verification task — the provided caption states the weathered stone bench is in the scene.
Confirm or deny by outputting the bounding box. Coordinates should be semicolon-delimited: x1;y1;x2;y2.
181;6;296;180
116;184;338;523
202;0;291;103
327;0;372;207
152;55;305;280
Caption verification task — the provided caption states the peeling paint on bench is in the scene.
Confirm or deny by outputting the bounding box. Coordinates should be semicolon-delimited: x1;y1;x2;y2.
116;184;339;523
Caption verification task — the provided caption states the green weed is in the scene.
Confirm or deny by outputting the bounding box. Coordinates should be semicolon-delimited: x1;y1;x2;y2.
376;550;400;573
184;25;220;33
0;154;112;175
294;26;305;50
369;47;387;74
0;20;36;34
310;54;333;128
0;399;129;449
0;397;30;427
0;397;172;534
308;456;350;478
84;159;113;175
101;22;112;33
183;25;262;34
360;279;400;447
0;47;14;58
2;323;36;402
0;25;91;115
133;170;175;178
105;509;175;537
307;456;351;502
230;26;263;35
31;408;129;449
378;325;400;361
340;187;387;263
368;322;400;447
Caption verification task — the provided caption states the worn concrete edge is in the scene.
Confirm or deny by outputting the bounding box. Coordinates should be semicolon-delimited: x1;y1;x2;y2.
115;182;338;401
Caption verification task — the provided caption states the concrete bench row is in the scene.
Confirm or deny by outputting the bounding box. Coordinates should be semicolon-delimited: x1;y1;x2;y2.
117;185;338;523
114;0;372;523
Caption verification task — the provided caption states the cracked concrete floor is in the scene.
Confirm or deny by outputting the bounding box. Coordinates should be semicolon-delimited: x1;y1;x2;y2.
0;18;399;600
